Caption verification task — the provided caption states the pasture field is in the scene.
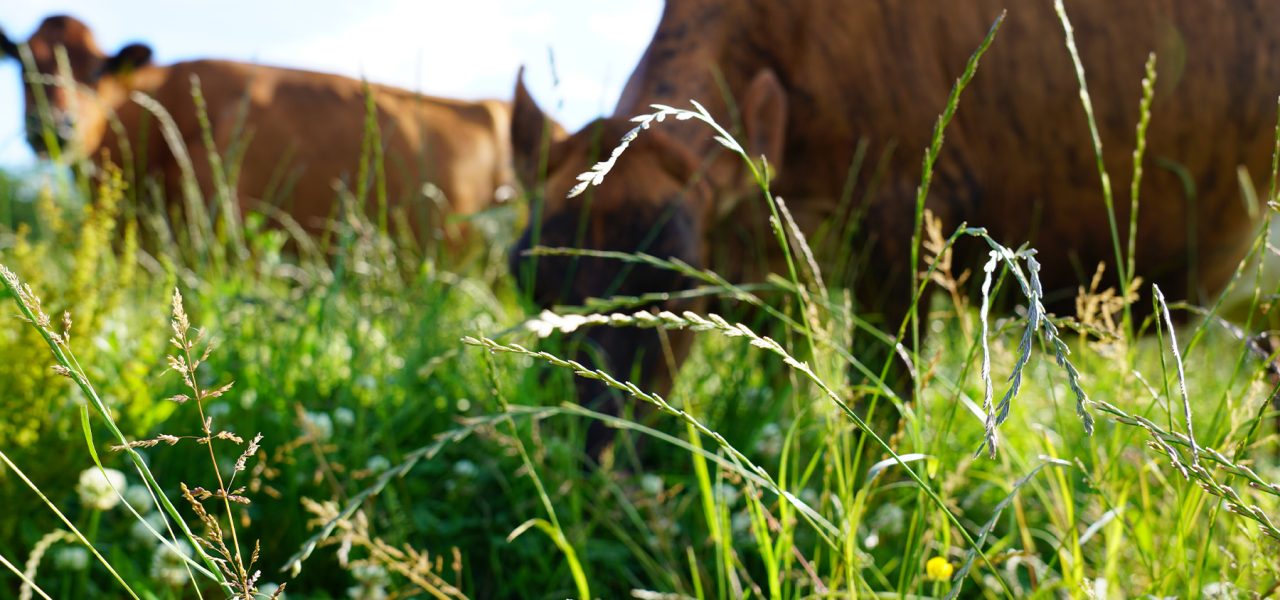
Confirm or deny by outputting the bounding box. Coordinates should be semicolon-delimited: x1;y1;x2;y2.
3;24;1280;600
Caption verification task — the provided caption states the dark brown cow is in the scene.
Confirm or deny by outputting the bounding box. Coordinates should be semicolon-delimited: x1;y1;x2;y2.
510;1;1279;457
1;15;535;240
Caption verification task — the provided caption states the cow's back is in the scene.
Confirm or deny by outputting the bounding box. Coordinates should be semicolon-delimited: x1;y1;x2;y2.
630;0;1280;306
950;1;1277;304
103;58;510;238
372;90;514;219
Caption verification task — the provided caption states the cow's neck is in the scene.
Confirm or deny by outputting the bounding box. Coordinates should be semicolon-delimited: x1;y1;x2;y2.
615;1;792;144
610;2;798;220
617;2;972;229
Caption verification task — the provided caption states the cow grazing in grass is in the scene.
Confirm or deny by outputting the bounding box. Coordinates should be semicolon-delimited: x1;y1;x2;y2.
1;14;533;241
509;0;1280;458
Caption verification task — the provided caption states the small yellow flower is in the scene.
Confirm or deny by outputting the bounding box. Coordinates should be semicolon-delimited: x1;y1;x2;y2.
926;556;954;582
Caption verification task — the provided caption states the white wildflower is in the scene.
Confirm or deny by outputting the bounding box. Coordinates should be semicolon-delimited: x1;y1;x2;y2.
453;460;478;478
1203;582;1238;599
130;512;169;545
640;474;664;496
352;563;388;585
124;484;154;513
365;455;391;473
1092;578;1109;599
334;407;356;428
76;467;126;511
52;546;89;571
301;411;333;441
347;584;388;600
239;388;259;409
150;540;193;587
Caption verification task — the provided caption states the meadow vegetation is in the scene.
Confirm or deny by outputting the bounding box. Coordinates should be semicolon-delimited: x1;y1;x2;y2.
2;8;1280;599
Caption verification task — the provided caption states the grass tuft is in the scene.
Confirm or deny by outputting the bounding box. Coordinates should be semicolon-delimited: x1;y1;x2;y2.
3;12;1280;596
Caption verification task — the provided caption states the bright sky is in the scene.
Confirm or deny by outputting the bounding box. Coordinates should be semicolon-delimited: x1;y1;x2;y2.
0;0;663;168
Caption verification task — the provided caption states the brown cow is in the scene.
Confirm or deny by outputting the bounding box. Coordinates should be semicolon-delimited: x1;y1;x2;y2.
1;15;530;241
510;1;1279;458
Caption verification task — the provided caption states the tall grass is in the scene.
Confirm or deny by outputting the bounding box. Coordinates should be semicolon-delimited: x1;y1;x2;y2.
2;5;1280;599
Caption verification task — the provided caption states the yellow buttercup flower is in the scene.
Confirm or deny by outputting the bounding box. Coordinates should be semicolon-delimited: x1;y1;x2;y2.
926;556;954;582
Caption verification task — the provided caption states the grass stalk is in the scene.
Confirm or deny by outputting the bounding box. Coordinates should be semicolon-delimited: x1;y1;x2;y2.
1053;0;1127;326
0;451;139;599
479;341;590;600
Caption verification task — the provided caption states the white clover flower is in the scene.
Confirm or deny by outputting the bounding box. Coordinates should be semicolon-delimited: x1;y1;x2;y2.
76;467;126;511
130;511;169;545
239;388;259;409
351;563;388;585
452;460;478;478
1203;582;1238;599
52;546;89;571
640;474;664;496
150;540;193;587
864;531;880;549
334;407;356;428
455;398;471;412
367;328;388;351
124;484;154;514
301;411;333;441
347;584;388;600
730;511;753;537
327;335;354;363
1092;578;1109;600
365;455;391;473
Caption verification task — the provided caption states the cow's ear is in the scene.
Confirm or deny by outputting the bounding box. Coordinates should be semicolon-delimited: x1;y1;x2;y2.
741;68;787;174
511;66;565;190
0;29;18;60
100;42;152;76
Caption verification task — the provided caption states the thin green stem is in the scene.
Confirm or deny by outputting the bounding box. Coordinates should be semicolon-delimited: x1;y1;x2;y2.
0;451;140;600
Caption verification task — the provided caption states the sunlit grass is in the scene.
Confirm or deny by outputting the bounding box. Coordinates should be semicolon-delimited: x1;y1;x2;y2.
1;4;1280;598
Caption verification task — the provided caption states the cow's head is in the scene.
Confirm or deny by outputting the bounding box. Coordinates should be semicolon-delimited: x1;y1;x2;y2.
508;68;785;460
1;15;152;158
